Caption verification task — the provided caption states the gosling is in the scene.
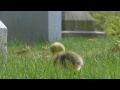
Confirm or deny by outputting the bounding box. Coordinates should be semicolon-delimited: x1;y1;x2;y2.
50;42;83;71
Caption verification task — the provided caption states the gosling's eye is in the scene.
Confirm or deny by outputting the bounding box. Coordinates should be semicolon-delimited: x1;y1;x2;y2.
52;49;54;53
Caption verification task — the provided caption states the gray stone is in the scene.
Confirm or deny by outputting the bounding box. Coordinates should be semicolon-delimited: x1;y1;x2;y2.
0;20;7;63
0;11;61;43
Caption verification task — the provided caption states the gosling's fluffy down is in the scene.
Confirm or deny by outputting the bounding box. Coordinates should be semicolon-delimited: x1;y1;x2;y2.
54;51;83;71
50;42;83;71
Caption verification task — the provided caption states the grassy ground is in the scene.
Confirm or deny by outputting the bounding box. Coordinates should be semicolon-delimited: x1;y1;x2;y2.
0;36;120;79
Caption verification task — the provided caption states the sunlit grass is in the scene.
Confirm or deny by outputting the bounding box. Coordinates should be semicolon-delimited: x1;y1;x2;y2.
0;37;120;79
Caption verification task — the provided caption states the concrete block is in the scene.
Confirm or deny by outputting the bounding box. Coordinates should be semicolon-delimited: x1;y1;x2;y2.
0;20;7;63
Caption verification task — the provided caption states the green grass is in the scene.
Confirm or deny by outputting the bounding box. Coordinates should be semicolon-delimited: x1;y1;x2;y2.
0;36;120;79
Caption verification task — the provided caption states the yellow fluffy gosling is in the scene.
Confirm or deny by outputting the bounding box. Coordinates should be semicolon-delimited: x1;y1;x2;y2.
50;42;83;71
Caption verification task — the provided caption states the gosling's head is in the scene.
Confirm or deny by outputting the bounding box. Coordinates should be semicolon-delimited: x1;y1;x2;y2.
50;42;65;55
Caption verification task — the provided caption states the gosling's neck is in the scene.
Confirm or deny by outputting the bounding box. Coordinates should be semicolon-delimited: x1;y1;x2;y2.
53;50;64;57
